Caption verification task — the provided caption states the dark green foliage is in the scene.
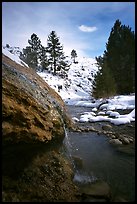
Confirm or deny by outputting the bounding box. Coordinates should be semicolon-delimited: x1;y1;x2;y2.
20;31;70;76
105;20;135;94
93;19;135;98
20;46;36;68
20;33;42;70
46;31;69;75
93;59;116;99
39;46;48;72
71;49;78;63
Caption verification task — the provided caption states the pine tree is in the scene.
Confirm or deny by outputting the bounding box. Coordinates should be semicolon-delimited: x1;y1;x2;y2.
46;31;69;75
93;19;135;98
71;49;77;63
20;46;33;66
105;19;135;94
20;33;42;70
93;57;116;99
39;45;48;72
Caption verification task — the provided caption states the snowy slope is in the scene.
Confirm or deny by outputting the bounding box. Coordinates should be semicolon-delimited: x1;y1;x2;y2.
2;45;22;56
2;45;98;102
37;57;98;102
2;45;29;68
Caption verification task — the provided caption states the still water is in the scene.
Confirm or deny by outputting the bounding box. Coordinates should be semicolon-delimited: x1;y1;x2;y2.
63;105;135;201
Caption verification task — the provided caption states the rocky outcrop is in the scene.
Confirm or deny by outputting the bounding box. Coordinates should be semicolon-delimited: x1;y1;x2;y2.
2;145;80;202
2;54;73;144
2;54;80;202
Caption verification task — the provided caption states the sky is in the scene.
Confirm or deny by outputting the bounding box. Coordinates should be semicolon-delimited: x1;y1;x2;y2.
2;2;135;58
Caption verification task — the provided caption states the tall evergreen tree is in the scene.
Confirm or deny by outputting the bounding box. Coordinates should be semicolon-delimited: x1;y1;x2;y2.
20;46;33;66
71;49;77;63
46;31;69;75
105;19;135;94
93;56;116;98
39;45;48;71
20;33;42;70
93;19;135;98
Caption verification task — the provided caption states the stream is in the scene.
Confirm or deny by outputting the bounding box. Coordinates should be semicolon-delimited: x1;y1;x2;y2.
63;105;135;202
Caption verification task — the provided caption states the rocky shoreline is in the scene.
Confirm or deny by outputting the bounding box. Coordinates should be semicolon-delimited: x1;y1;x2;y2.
72;119;135;147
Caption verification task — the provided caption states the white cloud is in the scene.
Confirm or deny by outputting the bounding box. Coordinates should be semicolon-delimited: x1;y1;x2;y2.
79;25;97;32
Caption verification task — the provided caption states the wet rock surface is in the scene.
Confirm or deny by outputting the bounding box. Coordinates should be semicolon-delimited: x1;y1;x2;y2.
2;54;73;144
2;54;79;202
2;143;80;202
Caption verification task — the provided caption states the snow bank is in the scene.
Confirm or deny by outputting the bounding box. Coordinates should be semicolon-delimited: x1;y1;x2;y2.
78;108;135;125
2;47;29;68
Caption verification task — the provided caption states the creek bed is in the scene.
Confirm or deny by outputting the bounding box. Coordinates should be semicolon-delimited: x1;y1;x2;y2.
63;105;135;202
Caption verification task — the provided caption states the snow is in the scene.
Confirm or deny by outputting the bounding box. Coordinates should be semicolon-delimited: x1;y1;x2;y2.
103;95;135;110
37;56;98;102
74;95;135;125
2;46;29;68
64;90;135;126
106;111;120;118
110;118;131;125
78;106;135;125
2;45;135;126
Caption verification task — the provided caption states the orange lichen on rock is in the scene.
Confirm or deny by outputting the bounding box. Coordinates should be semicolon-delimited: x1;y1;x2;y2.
2;54;72;144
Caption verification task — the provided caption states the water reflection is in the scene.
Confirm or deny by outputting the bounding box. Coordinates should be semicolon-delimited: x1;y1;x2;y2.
63;128;135;202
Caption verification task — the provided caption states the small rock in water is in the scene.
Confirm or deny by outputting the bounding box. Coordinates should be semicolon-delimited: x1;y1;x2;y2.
111;135;116;139
129;138;133;143
102;124;112;131
72;117;79;122
121;137;130;145
72;156;83;169
109;139;122;145
80;180;111;199
118;135;130;144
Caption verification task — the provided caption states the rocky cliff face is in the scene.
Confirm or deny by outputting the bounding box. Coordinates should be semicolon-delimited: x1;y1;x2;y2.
2;54;73;144
2;54;80;202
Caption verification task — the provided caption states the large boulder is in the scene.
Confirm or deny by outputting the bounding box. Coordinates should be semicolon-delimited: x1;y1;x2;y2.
2;54;80;202
2;54;73;144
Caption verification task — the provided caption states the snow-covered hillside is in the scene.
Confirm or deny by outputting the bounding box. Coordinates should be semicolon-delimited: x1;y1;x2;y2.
2;45;98;102
2;45;22;56
2;45;29;68
37;57;98;102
